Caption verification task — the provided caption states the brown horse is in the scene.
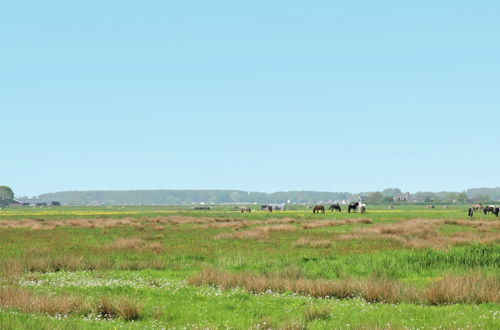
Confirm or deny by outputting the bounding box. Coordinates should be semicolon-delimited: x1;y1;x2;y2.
313;205;325;213
328;203;341;212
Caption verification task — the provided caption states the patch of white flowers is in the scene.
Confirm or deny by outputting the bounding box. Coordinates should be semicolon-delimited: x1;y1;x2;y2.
18;271;185;290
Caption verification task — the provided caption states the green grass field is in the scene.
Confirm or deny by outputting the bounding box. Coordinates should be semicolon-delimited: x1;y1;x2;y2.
0;205;498;329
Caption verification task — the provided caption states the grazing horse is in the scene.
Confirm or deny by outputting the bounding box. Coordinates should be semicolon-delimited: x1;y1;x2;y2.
484;206;495;215
468;208;474;217
267;205;273;212
313;205;325;213
427;205;435;209
348;202;359;213
495;207;499;217
328;203;341;212
472;204;484;212
240;207;251;213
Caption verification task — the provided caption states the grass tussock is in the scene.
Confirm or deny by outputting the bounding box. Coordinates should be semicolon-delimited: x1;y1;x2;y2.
294;237;332;248
215;229;270;240
0;287;143;320
98;296;142;321
1;250;165;276
0;287;89;316
426;271;500;304
264;218;297;224
343;219;500;249
444;219;500;230
107;238;163;253
302;218;373;229
0;216;303;231
188;267;500;305
214;224;297;240
198;222;248;230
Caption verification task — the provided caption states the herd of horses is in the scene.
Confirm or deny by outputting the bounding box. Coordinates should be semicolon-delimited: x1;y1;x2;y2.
468;204;499;217
236;203;498;217
313;202;366;214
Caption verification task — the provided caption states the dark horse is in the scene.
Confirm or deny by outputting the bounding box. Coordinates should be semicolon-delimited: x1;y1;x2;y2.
484;206;495;215
240;207;251;213
468;207;474;217
348;202;359;213
313;205;325;213
495;207;499;217
329;203;341;212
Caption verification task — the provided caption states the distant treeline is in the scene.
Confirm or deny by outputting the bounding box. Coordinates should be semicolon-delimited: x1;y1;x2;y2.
22;190;352;205
17;187;500;205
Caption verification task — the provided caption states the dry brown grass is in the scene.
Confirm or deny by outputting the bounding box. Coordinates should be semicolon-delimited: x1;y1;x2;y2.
188;267;417;303
264;218;297;224
302;218;373;230
215;229;270;240
0;287;143;320
0;287;90;316
107;238;164;253
198;222;248;230
214;224;297;240
0;216;304;231
1;248;166;275
444;219;500;230
339;219;500;249
188;268;499;305
256;224;297;232
426;271;500;304
98;296;142;321
294;237;332;248
110;238;146;250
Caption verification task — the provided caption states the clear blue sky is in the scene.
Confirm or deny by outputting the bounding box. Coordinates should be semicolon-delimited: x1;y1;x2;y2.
2;1;499;197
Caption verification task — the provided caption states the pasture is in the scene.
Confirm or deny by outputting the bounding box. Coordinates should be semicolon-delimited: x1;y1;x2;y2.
0;205;498;329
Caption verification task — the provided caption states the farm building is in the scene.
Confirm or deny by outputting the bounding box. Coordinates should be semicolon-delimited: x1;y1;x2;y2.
261;204;286;211
393;193;410;202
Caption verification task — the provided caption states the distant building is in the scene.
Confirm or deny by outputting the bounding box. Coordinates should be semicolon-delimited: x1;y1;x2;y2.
261;204;286;211
408;196;428;203
393;193;410;202
36;202;48;206
51;201;61;206
22;202;30;206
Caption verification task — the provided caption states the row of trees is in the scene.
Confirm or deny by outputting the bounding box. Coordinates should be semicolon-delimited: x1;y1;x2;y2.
364;189;491;204
12;187;500;206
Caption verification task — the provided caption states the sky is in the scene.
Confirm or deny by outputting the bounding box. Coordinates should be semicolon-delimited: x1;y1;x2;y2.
1;1;499;197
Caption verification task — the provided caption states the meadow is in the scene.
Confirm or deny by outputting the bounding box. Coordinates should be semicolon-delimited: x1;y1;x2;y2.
0;204;498;329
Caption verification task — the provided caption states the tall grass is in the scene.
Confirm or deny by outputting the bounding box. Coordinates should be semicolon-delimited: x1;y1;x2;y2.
188;267;500;304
